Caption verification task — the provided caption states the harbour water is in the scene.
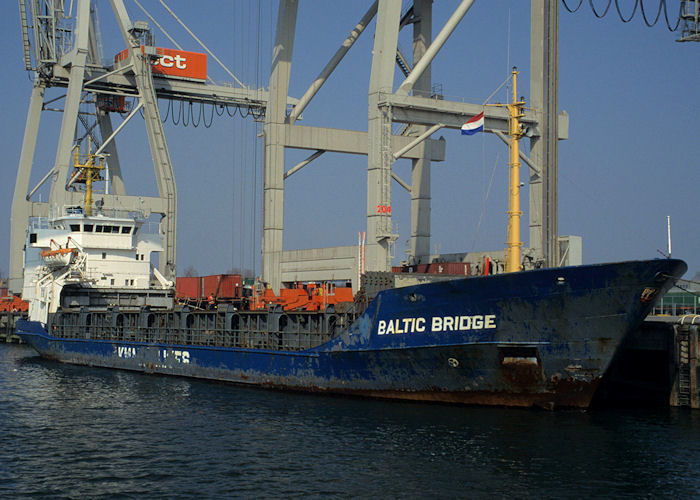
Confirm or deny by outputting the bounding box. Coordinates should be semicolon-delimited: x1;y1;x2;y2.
1;344;698;498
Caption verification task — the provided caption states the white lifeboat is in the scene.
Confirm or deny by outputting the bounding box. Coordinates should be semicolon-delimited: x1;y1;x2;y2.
41;247;78;268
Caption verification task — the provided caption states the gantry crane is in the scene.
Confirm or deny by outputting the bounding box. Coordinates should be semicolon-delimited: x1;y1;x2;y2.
261;0;566;292
10;0;292;292
11;0;566;296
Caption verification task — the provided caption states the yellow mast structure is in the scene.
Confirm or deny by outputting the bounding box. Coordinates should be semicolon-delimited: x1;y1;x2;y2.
72;137;104;217
505;67;525;273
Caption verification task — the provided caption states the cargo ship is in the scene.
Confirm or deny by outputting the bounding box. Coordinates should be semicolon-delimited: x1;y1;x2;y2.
14;71;687;409
14;187;687;409
15;245;687;408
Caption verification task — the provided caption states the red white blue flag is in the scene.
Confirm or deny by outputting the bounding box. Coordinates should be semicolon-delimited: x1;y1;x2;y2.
461;112;484;135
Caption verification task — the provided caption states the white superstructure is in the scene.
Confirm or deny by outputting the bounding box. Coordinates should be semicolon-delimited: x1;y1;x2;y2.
23;205;171;324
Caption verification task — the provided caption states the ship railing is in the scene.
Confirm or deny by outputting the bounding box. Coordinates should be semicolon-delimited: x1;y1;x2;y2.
60;328;301;351
377;86;483;104
49;205;149;221
28;218;52;231
67;326;324;351
50;302;363;345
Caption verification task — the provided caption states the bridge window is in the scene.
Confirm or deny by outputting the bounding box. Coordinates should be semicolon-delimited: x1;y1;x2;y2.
84;224;93;232
70;224;80;232
121;226;132;234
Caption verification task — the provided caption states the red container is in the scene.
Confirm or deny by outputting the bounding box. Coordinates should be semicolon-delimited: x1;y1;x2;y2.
218;274;242;299
409;264;429;273
405;262;472;275
425;262;472;275
201;274;240;298
176;276;201;299
202;275;221;298
445;262;471;275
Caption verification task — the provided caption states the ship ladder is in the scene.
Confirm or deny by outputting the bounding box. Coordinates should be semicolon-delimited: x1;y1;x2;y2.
677;328;691;407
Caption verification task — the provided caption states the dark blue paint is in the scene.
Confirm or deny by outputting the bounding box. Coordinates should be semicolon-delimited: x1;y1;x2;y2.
16;259;687;407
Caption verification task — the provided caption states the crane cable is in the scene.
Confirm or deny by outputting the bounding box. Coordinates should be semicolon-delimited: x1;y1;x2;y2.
561;0;683;30
252;0;263;279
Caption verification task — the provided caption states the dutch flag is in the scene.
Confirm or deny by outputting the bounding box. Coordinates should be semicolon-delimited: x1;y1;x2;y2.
461;112;484;135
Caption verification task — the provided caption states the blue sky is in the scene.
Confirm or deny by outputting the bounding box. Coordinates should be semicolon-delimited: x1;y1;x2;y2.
0;1;697;279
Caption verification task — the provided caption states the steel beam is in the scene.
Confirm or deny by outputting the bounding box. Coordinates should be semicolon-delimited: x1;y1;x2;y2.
397;0;475;96
530;0;559;267
87;4;102;66
157;0;246;88
48;65;292;112
9;82;45;293
392;123;442;160
96;109;126;195
381;93;540;131
48;0;91;211
493;130;541;174
94;102;143;157
277;124;445;160
409;0;433;262
19;0;32;71
263;0;298;293
284;150;325;179
367;0;402;273
111;0;178;279
288;1;377;124
392;172;411;193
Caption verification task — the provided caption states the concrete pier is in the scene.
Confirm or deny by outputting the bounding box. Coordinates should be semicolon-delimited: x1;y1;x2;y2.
0;311;24;344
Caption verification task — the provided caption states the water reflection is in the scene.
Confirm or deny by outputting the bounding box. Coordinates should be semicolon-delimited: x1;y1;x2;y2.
1;345;698;498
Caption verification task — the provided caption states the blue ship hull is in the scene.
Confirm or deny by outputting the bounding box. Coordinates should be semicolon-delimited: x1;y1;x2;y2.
16;259;687;408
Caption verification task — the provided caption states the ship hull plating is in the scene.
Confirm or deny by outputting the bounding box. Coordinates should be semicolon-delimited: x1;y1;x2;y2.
16;259;687;408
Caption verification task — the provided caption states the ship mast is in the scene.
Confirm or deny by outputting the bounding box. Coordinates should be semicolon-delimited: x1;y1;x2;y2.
505;67;525;273
72;137;104;217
